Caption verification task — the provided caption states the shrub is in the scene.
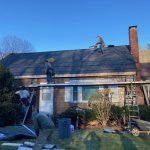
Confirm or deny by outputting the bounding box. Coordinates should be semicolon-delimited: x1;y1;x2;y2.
59;107;96;127
59;108;77;126
0;102;22;127
89;89;112;127
109;105;124;125
139;105;150;121
83;109;96;124
0;65;16;102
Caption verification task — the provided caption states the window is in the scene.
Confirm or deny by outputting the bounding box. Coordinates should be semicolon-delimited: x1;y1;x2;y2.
73;86;78;101
82;86;99;101
65;85;118;103
65;86;78;102
42;88;51;101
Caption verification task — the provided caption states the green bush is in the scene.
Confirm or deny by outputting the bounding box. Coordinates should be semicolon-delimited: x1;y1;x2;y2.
59;108;77;126
0;102;22;127
109;105;124;125
0;65;16;102
89;89;112;126
83;109;96;124
59;107;96;127
139;105;150;121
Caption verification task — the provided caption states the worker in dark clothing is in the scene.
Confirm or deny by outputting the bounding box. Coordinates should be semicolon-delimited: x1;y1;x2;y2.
90;35;105;54
45;58;55;84
32;108;55;150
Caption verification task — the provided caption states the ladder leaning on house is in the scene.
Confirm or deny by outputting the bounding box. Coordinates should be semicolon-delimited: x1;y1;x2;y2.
125;83;140;125
142;84;150;106
22;91;35;125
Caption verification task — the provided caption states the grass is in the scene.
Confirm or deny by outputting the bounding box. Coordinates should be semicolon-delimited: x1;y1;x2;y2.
0;128;150;150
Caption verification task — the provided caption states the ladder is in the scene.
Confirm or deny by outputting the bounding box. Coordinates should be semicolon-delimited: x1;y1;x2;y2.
142;84;150;106
19;91;37;137
125;83;140;125
22;91;34;125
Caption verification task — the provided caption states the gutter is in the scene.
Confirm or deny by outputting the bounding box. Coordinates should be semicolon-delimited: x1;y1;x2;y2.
14;72;136;79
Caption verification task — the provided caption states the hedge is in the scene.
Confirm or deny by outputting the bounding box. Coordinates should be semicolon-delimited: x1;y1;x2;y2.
59;105;150;127
0;102;22;127
59;107;96;127
139;105;150;121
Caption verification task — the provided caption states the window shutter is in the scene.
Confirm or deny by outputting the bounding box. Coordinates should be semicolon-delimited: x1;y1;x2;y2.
65;87;73;102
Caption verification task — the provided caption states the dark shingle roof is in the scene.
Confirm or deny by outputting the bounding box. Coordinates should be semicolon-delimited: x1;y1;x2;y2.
140;63;150;80
0;45;136;76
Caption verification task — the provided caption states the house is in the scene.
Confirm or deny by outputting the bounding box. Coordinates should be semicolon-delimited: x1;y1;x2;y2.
140;50;150;80
0;26;145;115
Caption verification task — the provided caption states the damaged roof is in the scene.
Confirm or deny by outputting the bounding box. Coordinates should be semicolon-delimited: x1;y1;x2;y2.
0;45;136;76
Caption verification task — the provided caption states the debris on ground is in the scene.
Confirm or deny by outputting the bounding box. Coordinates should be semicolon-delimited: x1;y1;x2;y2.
1;141;64;150
1;142;23;147
103;128;125;134
103;128;115;133
24;141;35;147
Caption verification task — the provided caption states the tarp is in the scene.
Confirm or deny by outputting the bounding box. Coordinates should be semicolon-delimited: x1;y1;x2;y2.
0;126;36;140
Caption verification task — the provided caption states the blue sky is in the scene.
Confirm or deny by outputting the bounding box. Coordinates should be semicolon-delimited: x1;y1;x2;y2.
0;0;150;52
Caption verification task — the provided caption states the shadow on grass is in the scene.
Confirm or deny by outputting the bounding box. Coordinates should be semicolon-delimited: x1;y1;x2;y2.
120;134;137;150
84;131;101;150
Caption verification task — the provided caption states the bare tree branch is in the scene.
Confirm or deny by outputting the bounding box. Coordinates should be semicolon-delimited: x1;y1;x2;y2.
0;35;34;59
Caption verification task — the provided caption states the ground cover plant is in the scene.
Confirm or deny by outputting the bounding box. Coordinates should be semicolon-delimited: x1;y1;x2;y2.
0;128;150;150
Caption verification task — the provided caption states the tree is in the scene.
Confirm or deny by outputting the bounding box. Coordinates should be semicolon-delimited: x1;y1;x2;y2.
146;44;150;50
88;88;113;127
0;35;34;59
0;64;15;102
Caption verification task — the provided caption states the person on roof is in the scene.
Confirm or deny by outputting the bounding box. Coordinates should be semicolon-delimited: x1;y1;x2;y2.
45;58;55;84
89;35;105;54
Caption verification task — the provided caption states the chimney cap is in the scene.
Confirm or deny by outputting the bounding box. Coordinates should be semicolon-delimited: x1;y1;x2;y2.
108;45;114;47
129;25;137;30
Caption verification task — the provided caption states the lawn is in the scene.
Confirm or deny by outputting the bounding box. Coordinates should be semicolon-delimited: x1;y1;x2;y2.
0;129;150;150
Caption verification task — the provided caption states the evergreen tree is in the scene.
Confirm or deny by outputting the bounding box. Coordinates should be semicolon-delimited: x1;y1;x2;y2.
0;65;15;102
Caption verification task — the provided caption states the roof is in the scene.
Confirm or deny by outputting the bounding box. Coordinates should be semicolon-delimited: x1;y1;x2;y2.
140;63;150;80
140;50;150;63
0;45;136;77
139;50;150;80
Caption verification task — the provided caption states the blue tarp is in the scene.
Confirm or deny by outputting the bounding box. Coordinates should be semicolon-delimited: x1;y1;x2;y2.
0;126;36;140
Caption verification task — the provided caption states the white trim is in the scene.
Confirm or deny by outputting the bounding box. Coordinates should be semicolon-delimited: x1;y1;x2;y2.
15;75;46;79
78;86;82;102
65;87;73;102
14;72;136;79
39;87;54;115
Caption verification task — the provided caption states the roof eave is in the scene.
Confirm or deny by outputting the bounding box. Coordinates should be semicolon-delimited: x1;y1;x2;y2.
14;72;136;79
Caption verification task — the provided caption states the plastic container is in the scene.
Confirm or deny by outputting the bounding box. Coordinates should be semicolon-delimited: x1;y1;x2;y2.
70;124;74;133
58;118;71;139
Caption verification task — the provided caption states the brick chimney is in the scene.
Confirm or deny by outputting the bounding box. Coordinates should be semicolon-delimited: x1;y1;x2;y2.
129;26;144;104
129;26;141;80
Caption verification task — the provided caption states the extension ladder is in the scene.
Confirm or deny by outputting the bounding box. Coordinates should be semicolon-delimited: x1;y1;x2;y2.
142;84;150;106
125;83;140;126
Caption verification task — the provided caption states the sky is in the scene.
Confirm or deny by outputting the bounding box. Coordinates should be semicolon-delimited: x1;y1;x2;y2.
0;0;150;52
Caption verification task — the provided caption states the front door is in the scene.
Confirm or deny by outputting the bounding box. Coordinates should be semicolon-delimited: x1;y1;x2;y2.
39;87;54;115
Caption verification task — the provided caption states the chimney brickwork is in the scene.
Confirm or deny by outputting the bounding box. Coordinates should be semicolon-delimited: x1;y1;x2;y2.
129;26;141;81
129;26;144;104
